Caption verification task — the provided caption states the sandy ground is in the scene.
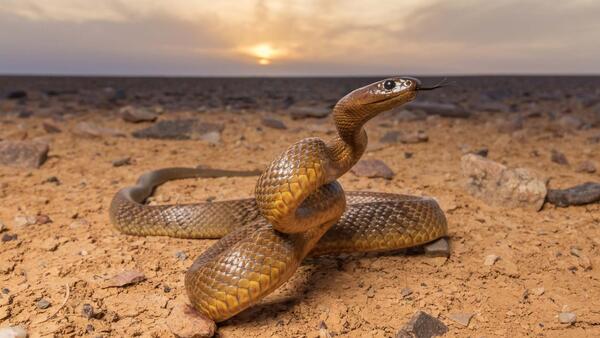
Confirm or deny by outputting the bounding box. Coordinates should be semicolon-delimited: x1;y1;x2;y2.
1;78;600;337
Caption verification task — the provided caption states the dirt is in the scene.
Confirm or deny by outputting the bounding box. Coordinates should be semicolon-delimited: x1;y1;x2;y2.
1;77;600;337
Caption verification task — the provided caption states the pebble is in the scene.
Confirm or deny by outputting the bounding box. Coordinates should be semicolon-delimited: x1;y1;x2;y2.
81;303;94;319
120;106;158;123
103;270;146;288
484;254;500;266
132;119;224;141
380;130;428;144
396;311;448;338
35;214;52;225
1;233;17;242
42;122;62;134
0;140;49;169
400;287;413;298
531;287;545;296
448;312;474;327
351;159;394;179
575;160;596;173
73;122;126;138
461;154;547;211
39;238;60;251
546;182;600;207
13;215;36;227
167;302;216;338
558;312;576;324
261;117;287;130
175;251;188;261
112;157;132;167
0;326;27;338
289;105;330;119
36;298;51;309
551;150;569;165
423;238;450;257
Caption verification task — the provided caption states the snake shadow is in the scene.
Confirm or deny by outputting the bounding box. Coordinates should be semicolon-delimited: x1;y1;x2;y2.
221;245;433;327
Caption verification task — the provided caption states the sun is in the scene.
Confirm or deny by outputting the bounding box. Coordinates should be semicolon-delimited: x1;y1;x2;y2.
245;43;285;65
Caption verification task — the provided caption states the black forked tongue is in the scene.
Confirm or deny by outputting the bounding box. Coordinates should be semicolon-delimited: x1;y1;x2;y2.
417;78;453;91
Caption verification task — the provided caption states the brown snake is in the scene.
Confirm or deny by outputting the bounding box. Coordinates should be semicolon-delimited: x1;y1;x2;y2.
109;77;448;323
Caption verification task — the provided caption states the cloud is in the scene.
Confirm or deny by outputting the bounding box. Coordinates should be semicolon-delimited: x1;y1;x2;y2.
0;0;598;75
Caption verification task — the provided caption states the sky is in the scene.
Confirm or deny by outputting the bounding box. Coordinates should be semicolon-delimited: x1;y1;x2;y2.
0;0;599;76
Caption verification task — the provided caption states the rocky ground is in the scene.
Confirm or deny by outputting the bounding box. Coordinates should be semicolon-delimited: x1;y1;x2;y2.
0;76;599;337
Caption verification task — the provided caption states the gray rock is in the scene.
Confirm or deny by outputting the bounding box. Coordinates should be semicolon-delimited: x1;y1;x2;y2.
261;117;287;130
0;140;49;169
36;298;51;309
423;238;450;257
461;154;547;211
448;312;474;327
351;159;394;179
175;251;188;261
557;115;585;130
120;106;158;123
112;157;132;167
6;90;27;100
42;122;61;134
406;101;470;118
73;122;126;138
396;311;448;338
289;106;330;119
551;150;569;165
0;326;27;338
558;312;576;324
380;130;428;144
546;182;600;207
132;119;224;141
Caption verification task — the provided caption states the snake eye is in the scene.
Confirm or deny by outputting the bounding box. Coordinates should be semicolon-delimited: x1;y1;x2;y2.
383;80;396;90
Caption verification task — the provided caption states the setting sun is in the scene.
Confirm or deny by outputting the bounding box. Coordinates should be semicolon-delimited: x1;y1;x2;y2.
245;43;285;65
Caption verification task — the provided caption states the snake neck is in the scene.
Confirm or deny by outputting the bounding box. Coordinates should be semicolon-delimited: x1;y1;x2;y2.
326;98;377;175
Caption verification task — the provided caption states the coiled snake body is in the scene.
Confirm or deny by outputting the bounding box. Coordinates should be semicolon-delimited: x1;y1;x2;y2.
110;77;448;323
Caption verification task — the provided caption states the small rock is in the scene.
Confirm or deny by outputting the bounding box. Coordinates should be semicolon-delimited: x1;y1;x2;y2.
380;130;428;144
112;157;132;167
461;154;547;211
42;122;62;134
0;326;27;338
400;288;413;298
0;221;5;232
36;298;51;309
13;215;36;227
198;131;221;144
261;117;287;130
81;303;94;319
289;106;330;119
120;106;158;123
396;311;448;338
405;101;470;118
39;238;59;251
546;182;600;207
0;261;15;274
423;238;450;257
6;90;27;100
558;312;576;325
551;150;569;165
449;312;474;327
366;287;375;298
73;122;126;138
319;321;332;338
531;287;545;296
132;119;224;141
167;302;216;338
43;176;61;185
557;115;585;130
0;140;49;169
484;254;500;266
1;233;17;242
103;270;146;288
35;214;52;225
175;251;188;261
575;160;596;173
351;159;394;179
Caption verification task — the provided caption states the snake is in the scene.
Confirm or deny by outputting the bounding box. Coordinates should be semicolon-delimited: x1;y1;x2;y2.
109;77;448;324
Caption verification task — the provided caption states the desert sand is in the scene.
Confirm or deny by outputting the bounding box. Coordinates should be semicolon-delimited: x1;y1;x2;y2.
0;76;599;337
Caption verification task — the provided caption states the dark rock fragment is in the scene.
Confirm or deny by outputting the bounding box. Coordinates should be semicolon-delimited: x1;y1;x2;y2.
547;182;600;207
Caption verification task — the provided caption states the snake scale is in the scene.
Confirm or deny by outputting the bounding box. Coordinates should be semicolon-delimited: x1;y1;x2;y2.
109;77;448;323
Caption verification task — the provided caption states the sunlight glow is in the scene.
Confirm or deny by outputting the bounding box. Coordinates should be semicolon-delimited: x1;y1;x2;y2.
245;43;285;65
